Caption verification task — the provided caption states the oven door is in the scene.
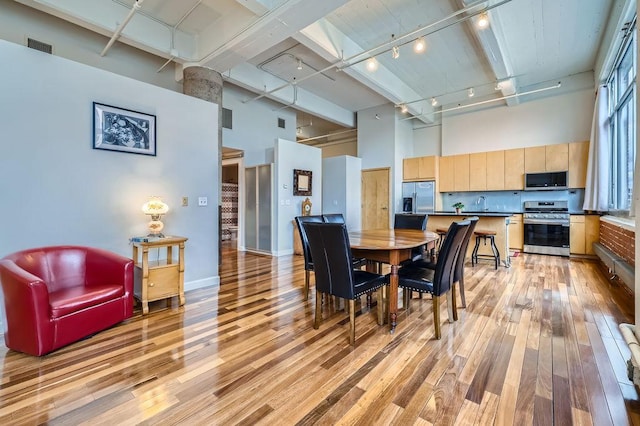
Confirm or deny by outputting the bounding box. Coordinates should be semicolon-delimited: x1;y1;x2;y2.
523;221;570;256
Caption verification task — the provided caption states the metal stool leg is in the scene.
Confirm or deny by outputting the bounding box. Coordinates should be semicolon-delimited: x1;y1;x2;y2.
471;235;480;266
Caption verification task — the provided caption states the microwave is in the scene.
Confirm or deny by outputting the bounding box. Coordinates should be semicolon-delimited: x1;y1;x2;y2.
525;171;568;190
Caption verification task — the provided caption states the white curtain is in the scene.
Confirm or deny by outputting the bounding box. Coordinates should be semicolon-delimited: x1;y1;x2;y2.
583;86;610;211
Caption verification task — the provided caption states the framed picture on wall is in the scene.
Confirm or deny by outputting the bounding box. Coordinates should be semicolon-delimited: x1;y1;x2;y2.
293;169;312;196
93;102;156;156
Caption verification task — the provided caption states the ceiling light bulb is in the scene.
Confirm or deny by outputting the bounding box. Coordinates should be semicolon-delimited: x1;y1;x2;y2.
366;57;378;72
431;97;438;107
495;81;502;91
477;12;489;28
468;87;475;97
297;59;303;70
392;45;400;59
400;104;408;113
413;37;426;54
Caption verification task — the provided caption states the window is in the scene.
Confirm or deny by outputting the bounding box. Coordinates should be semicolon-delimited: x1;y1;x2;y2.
608;20;636;211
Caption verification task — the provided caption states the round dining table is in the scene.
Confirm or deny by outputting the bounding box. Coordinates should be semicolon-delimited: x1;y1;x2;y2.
349;229;439;332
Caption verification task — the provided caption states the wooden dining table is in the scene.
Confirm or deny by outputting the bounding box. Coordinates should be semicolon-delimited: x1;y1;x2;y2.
349;229;439;333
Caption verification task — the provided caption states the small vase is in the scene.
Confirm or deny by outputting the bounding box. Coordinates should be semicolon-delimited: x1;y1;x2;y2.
455;208;461;214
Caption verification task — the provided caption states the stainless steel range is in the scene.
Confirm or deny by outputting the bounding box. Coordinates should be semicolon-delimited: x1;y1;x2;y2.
523;200;570;257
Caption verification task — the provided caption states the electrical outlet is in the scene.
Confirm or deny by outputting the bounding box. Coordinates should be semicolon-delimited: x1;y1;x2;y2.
198;196;208;206
182;197;188;206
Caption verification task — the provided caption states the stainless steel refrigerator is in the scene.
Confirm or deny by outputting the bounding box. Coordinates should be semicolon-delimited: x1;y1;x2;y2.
402;181;435;213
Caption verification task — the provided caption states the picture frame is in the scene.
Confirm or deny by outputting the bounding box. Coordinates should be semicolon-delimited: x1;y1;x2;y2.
293;169;312;196
93;102;156;156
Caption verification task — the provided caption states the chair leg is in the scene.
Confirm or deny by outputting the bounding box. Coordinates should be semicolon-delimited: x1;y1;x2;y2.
490;236;500;269
349;299;356;345
304;270;311;300
376;287;384;325
366;292;372;309
448;288;458;322
314;290;322;329
403;288;410;312
458;276;467;308
433;295;441;339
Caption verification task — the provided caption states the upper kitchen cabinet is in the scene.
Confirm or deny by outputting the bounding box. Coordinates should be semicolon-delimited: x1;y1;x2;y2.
486;150;505;190
454;154;470;192
568;141;590;188
438;155;455;192
403;156;437;181
525;144;568;172
504;148;525;190
469;152;487;191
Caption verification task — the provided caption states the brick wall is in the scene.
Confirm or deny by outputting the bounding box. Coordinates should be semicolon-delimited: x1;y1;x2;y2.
600;221;635;267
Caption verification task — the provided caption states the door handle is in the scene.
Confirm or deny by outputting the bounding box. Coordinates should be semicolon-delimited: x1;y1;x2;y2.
381;207;388;210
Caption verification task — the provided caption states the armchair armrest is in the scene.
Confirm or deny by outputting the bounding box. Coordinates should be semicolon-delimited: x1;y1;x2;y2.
0;259;53;355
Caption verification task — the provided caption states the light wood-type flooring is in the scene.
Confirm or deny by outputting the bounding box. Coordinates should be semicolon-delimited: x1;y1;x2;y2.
0;244;638;425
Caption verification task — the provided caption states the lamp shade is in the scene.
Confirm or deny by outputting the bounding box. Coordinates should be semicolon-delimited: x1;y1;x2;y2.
142;197;169;216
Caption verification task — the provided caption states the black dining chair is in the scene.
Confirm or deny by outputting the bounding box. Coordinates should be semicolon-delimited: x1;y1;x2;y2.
411;216;479;308
393;219;469;339
393;213;428;261
303;222;386;345
322;213;345;223
294;215;325;300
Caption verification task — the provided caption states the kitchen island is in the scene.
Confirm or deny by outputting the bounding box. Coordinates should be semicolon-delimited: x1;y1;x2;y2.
427;211;512;267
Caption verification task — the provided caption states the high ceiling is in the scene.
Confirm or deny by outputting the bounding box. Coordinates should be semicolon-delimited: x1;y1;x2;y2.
16;0;615;139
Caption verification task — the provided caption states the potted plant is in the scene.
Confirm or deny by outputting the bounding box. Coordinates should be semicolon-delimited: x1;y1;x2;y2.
452;202;464;214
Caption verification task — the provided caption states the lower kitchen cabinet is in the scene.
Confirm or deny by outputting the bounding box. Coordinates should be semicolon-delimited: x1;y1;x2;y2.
570;215;600;255
509;214;523;250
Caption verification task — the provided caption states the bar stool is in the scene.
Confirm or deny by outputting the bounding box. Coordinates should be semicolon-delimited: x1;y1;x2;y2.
430;228;449;260
471;230;500;270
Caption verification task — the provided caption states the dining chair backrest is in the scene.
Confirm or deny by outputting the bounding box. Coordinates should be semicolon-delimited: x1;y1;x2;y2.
322;213;345;224
454;216;479;282
303;222;355;300
294;215;325;271
433;220;469;296
394;213;428;230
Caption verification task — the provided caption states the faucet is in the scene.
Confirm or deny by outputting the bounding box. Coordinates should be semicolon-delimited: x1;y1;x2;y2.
477;195;488;211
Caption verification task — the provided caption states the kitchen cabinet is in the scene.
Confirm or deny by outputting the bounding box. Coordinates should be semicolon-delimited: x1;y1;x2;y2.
469;152;487;191
570;215;600;255
509;214;523;250
403;156;437;181
569;141;589;188
525;144;569;173
454;154;470;192
504;148;525;190
486;150;505;190
438;155;455;192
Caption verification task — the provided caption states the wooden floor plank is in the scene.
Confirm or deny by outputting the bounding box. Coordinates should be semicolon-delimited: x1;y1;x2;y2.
0;247;636;425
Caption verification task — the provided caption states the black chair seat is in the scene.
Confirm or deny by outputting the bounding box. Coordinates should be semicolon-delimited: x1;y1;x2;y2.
353;270;387;297
395;264;436;294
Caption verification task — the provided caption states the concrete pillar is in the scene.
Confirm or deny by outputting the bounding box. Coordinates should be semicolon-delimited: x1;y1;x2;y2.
183;66;223;264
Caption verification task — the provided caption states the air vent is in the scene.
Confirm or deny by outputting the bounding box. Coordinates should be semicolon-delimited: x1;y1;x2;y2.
278;118;286;129
27;38;53;54
222;108;232;129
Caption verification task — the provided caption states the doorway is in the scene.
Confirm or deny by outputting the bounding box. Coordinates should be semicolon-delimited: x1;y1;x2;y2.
361;168;390;229
222;152;244;252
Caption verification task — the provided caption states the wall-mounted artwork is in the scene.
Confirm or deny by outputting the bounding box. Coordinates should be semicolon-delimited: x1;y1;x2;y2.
293;169;312;196
93;102;156;156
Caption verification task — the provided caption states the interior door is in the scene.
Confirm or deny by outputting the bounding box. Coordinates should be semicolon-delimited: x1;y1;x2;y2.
362;168;390;229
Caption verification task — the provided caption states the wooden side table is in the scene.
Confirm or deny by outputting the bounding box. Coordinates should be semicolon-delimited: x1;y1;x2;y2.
132;236;187;314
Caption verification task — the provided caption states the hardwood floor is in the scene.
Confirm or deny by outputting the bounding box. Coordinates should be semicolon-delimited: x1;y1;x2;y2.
0;245;638;425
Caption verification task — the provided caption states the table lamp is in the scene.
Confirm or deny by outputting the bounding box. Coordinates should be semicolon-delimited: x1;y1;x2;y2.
142;196;169;237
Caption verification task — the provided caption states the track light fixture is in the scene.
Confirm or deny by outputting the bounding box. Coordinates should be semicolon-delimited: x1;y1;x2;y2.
477;12;489;28
431;97;438;107
297;58;303;70
468;87;475;97
400;104;408;113
392;45;400;59
413;37;426;53
366;57;378;72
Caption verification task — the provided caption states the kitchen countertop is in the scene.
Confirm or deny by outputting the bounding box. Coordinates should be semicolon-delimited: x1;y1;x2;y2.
429;211;513;217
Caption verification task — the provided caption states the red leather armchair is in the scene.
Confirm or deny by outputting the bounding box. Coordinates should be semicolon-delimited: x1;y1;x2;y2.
0;246;134;356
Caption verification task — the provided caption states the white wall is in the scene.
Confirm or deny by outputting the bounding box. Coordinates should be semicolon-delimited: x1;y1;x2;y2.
274;139;322;255
394;114;414;213
223;85;297;166
322;155;362;231
440;88;594;155
0;40;219;291
357;104;396;170
412;125;442;157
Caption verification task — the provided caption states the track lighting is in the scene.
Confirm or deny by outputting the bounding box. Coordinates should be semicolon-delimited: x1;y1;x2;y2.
297;59;303;70
431;97;438;107
392;45;400;59
366;57;378;72
495;81;502;90
413;37;426;54
477;12;489;28
468;88;475;97
400;104;408;113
